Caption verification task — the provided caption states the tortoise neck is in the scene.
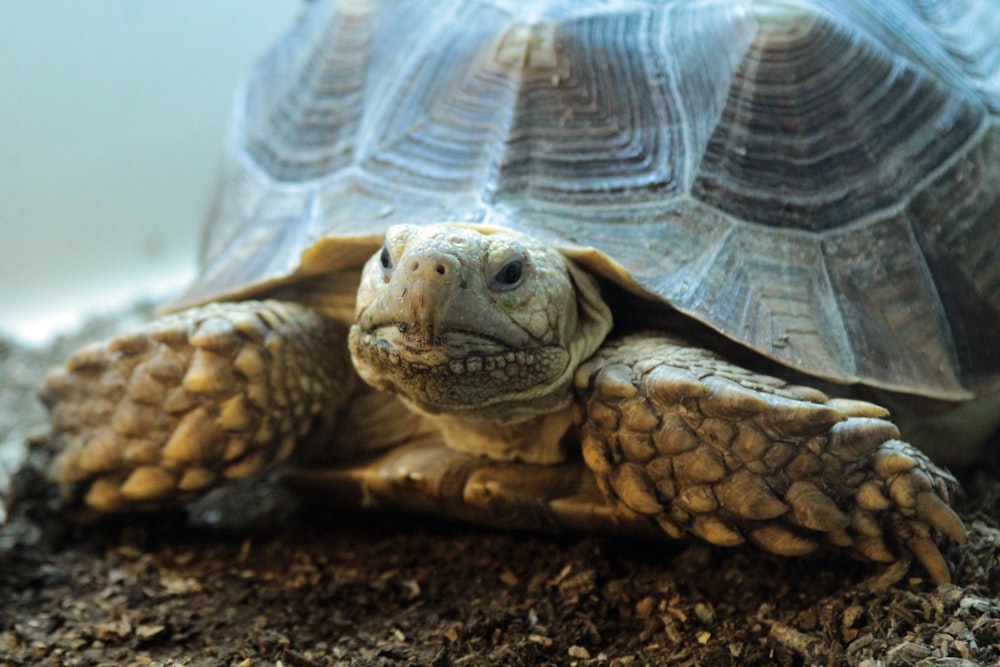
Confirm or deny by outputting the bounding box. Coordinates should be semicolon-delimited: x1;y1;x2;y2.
430;405;575;464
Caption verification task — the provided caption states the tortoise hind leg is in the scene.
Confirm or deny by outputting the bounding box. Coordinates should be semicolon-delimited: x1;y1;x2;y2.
573;333;968;584
40;300;355;513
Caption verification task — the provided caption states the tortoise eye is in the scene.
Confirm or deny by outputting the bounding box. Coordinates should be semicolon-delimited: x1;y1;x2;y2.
379;244;393;276
492;257;525;291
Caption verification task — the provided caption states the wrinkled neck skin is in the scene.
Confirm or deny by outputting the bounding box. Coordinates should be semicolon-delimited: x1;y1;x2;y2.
348;224;612;463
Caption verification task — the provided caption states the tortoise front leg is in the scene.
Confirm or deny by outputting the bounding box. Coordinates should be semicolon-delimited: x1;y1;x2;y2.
574;333;968;584
41;300;356;512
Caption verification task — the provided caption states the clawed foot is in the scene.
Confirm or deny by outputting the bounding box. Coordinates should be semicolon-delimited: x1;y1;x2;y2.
40;300;351;512
576;334;968;583
857;440;966;583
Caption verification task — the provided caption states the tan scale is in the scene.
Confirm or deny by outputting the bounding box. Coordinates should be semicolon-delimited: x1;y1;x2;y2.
43;300;354;511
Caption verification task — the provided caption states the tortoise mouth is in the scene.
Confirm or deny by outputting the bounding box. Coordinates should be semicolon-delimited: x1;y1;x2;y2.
347;325;570;414
352;326;549;377
363;320;517;363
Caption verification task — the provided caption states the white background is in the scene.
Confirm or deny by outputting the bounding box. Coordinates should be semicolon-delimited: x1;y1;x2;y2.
0;1;302;343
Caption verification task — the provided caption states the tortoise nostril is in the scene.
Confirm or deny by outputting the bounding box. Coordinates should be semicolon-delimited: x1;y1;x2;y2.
406;253;455;279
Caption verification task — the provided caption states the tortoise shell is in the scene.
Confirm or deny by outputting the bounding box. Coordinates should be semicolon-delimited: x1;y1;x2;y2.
179;0;1000;401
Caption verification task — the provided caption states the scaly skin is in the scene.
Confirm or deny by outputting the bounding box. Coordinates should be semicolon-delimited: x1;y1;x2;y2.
574;334;967;584
41;301;354;512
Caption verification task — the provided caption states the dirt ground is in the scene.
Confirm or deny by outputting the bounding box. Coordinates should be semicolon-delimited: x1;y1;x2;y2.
1;307;999;666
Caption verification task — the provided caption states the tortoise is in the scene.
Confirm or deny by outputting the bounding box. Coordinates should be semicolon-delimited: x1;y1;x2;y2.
39;0;1000;585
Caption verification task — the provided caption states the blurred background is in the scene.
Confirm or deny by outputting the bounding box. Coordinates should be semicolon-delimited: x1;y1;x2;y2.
0;0;302;344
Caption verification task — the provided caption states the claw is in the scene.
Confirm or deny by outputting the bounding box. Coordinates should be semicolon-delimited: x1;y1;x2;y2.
906;532;951;585
749;524;818;556
853;536;896;563
825;398;889;419
916;492;968;544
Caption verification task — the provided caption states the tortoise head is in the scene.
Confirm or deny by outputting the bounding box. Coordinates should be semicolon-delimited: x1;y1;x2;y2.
348;224;611;460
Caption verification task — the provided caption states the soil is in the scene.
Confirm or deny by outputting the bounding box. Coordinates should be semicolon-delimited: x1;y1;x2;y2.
1;306;999;666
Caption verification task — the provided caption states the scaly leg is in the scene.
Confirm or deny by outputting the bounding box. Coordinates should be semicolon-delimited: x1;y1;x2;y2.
40;300;355;512
574;333;968;584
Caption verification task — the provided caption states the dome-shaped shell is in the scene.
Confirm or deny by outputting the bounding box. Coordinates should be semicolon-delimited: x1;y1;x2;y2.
180;0;1000;400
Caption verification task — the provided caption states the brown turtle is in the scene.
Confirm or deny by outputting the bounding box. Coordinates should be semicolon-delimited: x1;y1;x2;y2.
40;0;1000;584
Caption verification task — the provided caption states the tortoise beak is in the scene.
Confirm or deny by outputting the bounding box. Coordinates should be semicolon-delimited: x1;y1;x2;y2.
402;277;450;345
396;249;462;346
